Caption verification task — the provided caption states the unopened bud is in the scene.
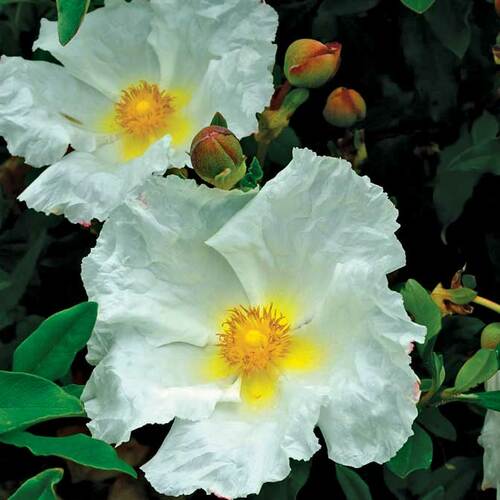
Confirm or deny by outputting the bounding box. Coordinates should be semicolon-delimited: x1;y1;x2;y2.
284;39;341;89
481;323;500;350
190;126;246;190
496;0;500;16
323;87;366;128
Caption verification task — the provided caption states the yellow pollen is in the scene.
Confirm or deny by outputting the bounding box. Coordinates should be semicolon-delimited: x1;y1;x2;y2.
218;304;291;376
115;81;173;138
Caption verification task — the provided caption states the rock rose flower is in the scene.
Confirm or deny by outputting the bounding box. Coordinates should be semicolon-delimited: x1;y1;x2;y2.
81;148;425;498
0;0;277;223
479;373;500;495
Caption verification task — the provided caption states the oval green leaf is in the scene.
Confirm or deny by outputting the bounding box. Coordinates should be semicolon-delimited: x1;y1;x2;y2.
13;302;98;381
0;371;84;433
9;468;63;500
336;464;373;500
458;390;500;411
0;431;136;478
400;0;436;14
452;348;498;393
387;424;433;478
57;0;90;46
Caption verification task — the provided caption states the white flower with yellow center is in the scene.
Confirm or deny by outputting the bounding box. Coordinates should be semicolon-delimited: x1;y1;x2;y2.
479;373;500;497
81;148;425;498
0;0;277;223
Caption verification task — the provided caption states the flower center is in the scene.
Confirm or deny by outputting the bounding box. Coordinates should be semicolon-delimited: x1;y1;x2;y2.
115;81;173;138
218;304;291;375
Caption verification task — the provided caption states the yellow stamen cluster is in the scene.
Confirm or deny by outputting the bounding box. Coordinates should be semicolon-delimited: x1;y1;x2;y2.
115;81;172;138
218;304;291;375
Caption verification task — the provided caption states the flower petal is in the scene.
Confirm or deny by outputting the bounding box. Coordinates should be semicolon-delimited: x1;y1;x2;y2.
18;137;170;223
149;0;278;139
83;330;239;445
316;261;425;467
35;0;159;99
142;379;324;498
208;148;405;325
0;56;110;167
82;176;254;363
478;373;500;492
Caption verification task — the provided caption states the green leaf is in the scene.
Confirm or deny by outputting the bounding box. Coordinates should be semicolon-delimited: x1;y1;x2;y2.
387;424;433;478
0;371;84;434
421;486;445;500
400;0;436;14
445;287;477;305
335;464;373;499
248;460;310;499
239;157;263;192
268;127;301;166
62;384;84;399
210;112;228;128
457;391;500;411
471;112;498;145
424;0;472;58
401;279;442;344
420;379;432;392
0;431;137;478
451;348;498;393
9;468;63;500
418;407;456;441
56;0;90;45
430;353;445;390
13;302;98;381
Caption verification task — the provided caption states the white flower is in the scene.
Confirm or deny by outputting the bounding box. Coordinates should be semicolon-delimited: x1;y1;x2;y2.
479;372;500;497
81;148;425;498
0;0;277;223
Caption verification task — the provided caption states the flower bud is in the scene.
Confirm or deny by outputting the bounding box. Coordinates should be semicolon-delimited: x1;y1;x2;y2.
496;0;500;16
323;87;366;128
190;126;246;190
284;39;341;89
481;323;500;350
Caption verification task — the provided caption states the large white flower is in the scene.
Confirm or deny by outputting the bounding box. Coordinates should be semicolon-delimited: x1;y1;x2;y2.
479;372;500;497
81;148;425;498
0;0;277;223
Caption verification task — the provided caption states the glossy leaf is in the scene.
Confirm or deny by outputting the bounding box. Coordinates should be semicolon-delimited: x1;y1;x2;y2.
387;424;433;478
458;390;500;411
0;431;137;478
418;407;456;441
56;0;90;45
0;371;83;433
9;468;63;500
239;157;263;192
401;279;442;344
13;302;98;381
452;348;498;393
336;464;373;499
424;0;472;58
401;0;436;15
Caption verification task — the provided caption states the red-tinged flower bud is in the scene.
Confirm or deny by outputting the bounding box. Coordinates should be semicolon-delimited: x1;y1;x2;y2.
284;39;341;89
190;126;246;190
496;0;500;16
481;323;500;350
323;87;366;128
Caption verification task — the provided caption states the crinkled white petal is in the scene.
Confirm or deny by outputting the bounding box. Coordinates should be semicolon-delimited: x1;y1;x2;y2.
82;330;240;445
208;148;405;325
82;176;254;363
479;373;500;493
149;0;278;140
35;0;159;99
18;137;170;223
0;56;110;167
142;379;326;499
316;261;425;467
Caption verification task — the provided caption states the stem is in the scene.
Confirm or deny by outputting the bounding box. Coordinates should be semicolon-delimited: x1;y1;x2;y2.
256;141;270;166
473;295;500;314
